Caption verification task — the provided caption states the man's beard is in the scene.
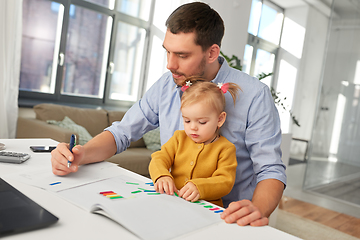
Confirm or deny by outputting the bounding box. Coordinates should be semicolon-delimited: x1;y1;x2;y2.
173;56;206;86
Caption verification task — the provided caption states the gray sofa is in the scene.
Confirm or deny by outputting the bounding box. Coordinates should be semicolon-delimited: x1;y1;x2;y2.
16;103;155;177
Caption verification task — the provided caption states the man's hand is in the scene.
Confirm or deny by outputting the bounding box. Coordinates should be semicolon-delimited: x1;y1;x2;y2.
178;182;200;202
51;142;85;176
51;131;117;176
154;176;178;195
220;199;269;226
221;179;284;226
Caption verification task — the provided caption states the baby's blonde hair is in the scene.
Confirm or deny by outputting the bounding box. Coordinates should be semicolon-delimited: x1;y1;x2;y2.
180;76;241;114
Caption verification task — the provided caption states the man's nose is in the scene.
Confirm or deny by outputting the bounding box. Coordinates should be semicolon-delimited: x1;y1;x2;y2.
167;53;178;71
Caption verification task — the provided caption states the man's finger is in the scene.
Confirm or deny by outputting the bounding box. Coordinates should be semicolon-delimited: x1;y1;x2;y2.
235;210;262;226
249;217;269;227
221;200;250;222
52;167;69;176
222;200;262;224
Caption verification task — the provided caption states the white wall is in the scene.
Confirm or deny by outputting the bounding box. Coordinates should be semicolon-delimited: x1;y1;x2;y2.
290;6;329;155
274;6;309;133
204;0;252;60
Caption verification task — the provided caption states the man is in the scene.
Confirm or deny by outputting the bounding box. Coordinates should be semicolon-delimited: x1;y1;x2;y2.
51;2;286;227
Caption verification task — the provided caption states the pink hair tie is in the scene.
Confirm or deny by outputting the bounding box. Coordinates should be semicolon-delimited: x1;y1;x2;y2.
217;82;229;93
181;80;192;92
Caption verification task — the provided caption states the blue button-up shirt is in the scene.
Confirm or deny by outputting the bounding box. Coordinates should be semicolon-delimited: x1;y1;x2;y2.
106;56;286;207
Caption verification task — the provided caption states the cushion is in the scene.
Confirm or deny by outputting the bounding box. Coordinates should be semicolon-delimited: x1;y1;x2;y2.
142;128;161;151
106;148;154;178
34;104;108;137
47;116;93;145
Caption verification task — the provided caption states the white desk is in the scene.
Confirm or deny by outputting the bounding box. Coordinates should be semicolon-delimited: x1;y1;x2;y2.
0;139;300;240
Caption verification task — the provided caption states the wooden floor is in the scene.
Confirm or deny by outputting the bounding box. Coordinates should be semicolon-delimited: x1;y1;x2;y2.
280;195;360;239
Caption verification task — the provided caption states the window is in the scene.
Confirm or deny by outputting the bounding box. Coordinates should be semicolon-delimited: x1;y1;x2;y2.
21;0;64;94
246;0;305;133
117;0;151;21
109;22;146;101
84;0;114;9
62;5;111;98
145;0;184;91
242;44;253;75
245;0;284;88
20;0;158;108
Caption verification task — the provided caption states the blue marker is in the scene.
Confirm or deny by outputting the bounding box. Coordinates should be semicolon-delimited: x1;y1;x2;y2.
50;181;61;186
68;134;76;168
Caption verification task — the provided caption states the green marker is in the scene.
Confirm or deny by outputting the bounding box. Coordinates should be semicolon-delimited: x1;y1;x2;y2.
131;190;142;194
126;182;139;185
109;196;123;199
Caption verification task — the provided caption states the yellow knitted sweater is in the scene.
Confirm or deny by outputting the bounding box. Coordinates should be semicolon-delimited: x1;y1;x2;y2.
149;130;237;207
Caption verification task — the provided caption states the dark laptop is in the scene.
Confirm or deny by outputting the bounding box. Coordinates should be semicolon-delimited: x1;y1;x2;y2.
0;178;59;237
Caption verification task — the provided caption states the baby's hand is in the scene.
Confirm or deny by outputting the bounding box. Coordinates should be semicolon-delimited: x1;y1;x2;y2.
154;176;178;195
179;182;200;202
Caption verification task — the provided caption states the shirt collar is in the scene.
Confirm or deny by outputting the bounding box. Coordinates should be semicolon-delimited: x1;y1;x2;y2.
210;55;230;85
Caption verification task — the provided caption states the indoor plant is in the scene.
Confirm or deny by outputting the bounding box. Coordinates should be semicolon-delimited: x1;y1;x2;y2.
220;51;300;127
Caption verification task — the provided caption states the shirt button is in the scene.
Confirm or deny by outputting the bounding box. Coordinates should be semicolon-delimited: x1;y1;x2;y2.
184;178;188;182
198;146;201;149
190;161;194;166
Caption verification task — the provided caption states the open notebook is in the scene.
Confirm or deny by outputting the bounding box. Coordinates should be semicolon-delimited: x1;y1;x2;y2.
57;175;224;240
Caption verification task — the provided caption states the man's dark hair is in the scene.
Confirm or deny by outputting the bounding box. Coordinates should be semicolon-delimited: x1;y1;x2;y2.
165;2;224;51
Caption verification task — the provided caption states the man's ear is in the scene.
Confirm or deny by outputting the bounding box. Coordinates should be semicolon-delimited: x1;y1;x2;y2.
218;111;227;128
207;44;220;64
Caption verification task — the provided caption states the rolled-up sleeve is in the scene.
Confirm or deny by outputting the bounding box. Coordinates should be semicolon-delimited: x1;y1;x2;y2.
246;85;286;185
105;79;163;154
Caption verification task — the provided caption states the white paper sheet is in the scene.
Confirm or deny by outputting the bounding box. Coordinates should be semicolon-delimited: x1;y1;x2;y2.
6;161;123;192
